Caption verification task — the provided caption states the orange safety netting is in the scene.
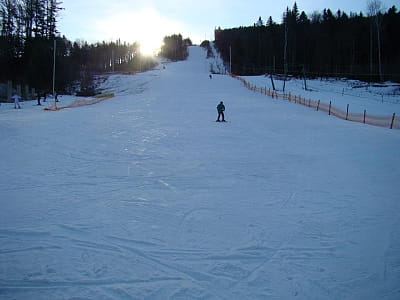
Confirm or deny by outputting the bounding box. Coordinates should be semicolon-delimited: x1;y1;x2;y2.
231;74;398;130
44;94;114;111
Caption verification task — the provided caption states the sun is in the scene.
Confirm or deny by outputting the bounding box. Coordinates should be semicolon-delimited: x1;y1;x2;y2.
139;37;162;56
96;9;181;57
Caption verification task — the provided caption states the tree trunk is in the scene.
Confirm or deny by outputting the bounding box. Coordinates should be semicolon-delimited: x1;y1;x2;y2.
376;19;383;82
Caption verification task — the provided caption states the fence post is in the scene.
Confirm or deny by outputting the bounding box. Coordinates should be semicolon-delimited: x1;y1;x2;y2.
390;113;396;129
317;100;320;111
363;110;366;124
329;101;332;115
346;104;349;120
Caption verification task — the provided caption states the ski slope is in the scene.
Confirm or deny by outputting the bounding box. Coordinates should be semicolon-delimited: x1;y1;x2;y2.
1;46;400;300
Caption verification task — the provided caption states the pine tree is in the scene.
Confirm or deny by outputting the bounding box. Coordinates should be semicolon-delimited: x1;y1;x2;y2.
47;0;57;37
255;16;263;26
292;2;299;23
267;16;274;26
0;0;17;37
22;0;35;39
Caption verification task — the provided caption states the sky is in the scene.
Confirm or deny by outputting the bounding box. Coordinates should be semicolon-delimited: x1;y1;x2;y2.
58;0;398;54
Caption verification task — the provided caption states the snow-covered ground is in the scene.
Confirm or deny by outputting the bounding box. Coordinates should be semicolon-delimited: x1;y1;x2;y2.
1;46;400;300
243;74;400;116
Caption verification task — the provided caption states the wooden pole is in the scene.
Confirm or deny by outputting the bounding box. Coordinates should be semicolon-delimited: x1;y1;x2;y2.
329;101;332;115
317;100;320;111
52;39;57;109
303;67;307;91
270;74;276;91
390;113;396;129
346;104;349;120
363;110;366;124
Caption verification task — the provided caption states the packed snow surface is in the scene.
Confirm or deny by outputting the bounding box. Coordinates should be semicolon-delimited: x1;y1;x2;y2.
1;46;400;300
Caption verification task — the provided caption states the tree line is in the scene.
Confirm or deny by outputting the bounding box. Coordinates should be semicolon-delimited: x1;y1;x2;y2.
214;2;400;82
0;1;189;98
160;34;192;61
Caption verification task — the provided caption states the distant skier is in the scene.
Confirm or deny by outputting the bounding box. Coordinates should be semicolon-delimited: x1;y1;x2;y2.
216;101;225;122
37;92;41;105
12;93;21;109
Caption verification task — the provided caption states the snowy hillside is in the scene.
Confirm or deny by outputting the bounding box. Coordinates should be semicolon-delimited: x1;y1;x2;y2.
207;42;228;75
0;46;400;300
243;75;400;116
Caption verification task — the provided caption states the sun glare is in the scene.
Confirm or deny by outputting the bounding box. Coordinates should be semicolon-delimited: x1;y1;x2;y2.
96;9;181;56
139;38;161;56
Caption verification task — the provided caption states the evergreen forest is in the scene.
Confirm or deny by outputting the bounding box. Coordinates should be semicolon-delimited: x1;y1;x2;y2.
214;2;400;82
0;0;189;98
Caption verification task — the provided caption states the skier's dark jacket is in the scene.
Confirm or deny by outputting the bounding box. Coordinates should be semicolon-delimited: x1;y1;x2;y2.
217;103;225;113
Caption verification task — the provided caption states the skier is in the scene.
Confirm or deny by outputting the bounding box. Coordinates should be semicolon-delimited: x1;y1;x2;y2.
12;93;21;109
216;101;226;122
37;92;41;105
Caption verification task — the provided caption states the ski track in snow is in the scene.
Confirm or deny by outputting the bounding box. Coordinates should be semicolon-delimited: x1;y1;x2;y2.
1;46;400;300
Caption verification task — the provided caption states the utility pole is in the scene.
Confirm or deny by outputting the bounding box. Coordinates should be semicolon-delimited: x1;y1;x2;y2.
52;39;56;107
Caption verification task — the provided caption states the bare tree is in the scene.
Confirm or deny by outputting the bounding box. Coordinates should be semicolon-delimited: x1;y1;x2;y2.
367;0;383;81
